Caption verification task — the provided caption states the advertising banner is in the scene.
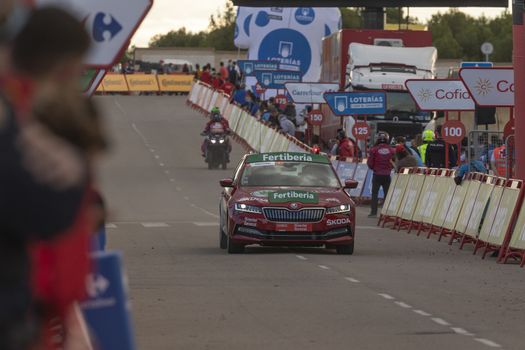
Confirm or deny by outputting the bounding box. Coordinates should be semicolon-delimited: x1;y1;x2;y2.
102;73;129;92
126;74;159;92
459;67;514;107
285;82;339;104
405;79;475;111
324;91;387;116
35;0;153;68
234;7;341;82
157;75;193;92
255;71;302;89
81;251;135;350
238;60;280;75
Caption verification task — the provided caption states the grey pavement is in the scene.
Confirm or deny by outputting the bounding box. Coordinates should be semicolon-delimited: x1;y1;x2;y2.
96;95;525;350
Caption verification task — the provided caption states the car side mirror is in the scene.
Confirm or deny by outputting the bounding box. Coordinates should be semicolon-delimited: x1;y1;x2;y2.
344;179;358;189
220;178;234;188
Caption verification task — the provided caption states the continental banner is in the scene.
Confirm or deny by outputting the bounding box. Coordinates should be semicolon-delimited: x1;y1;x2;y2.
126;74;159;92
102;74;128;92
157;75;193;92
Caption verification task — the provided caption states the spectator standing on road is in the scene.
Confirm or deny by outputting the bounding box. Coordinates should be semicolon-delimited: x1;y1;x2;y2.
279;114;296;136
0;7;92;349
394;144;418;172
367;132;395;218
219;61;229;81
425;125;457;169
200;65;212;85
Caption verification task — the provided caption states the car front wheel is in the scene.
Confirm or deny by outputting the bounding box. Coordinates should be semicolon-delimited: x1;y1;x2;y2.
227;236;245;254
336;241;354;255
219;228;227;249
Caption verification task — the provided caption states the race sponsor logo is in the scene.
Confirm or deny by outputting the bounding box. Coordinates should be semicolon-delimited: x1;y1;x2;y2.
378;148;391;155
238;197;268;203
269;190;319;204
246;152;329;164
244;217;258;227
294;223;311;232
327;218;350;226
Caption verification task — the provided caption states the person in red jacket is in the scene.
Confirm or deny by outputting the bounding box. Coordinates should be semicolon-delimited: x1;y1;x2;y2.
336;129;355;161
367;132;395;218
200;66;212;85
221;80;234;96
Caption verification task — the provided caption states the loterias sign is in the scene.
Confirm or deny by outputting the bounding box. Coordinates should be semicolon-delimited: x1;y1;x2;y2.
405;79;475;111
231;1;506;6
459;67;514;107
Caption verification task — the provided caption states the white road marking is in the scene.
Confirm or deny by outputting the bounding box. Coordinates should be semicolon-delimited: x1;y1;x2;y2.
150;149;155;152
114;99;126;115
394;301;412;309
131;123;149;144
175;186;182;191
413;310;432;317
344;277;360;283
164;170;170;174
193;222;219;227
378;293;395;300
159;163;165;167
184;196;189;200
141;222;170;228
154;155;160;159
105;223;117;229
296;255;307;261
451;328;474;336
431;318;451;326
189;203;220;219
474;339;502;348
170;179;176;182
318;265;330;270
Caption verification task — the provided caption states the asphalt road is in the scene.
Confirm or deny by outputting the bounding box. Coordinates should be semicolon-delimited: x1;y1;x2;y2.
97;95;525;350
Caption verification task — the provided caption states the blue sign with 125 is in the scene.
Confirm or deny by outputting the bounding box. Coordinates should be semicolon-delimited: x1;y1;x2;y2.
255;71;302;89
323;91;387;116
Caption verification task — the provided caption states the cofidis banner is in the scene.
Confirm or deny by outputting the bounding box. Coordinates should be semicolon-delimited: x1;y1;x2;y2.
235;7;341;82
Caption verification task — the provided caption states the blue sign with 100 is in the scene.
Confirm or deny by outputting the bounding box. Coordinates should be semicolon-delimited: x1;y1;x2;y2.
323;91;387;116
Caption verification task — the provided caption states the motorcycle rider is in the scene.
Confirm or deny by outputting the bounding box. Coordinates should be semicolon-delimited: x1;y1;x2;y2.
201;107;232;160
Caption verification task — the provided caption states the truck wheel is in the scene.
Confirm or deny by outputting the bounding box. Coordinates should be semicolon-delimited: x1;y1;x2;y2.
336;241;354;255
227;237;245;254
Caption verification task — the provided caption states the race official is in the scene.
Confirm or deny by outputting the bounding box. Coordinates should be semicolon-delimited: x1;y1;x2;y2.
418;129;434;164
425;125;457;169
367;132;395;218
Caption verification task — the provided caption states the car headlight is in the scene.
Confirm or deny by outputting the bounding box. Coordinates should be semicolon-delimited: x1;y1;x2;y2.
326;204;351;214
219;139;225;144
211;139;217;144
234;203;262;214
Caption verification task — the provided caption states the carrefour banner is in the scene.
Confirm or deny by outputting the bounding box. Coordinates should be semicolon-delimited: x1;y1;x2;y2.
285;82;339;104
235;7;341;82
256;71;302;89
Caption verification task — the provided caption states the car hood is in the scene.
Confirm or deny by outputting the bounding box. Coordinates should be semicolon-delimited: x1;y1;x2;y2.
233;187;351;208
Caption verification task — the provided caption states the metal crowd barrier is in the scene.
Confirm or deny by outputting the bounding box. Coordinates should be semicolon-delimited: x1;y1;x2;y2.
378;167;525;267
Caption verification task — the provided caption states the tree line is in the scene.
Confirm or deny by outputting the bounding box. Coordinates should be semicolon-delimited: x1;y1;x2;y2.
148;3;512;62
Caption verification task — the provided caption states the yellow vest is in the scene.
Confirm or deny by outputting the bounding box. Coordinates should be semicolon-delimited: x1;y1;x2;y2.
418;144;429;164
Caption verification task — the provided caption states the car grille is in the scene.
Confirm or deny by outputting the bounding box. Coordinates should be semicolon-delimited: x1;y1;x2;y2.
263;208;325;223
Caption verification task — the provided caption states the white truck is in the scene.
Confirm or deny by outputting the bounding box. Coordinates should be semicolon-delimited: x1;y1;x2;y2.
345;43;438;141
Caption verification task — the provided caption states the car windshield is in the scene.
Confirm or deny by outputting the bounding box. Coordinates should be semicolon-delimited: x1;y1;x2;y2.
240;162;340;188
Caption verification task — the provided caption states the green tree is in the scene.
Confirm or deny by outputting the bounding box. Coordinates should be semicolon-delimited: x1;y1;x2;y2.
205;2;237;50
340;8;361;29
149;27;206;48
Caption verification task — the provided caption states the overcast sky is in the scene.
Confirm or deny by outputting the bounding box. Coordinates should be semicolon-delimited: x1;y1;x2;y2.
131;0;512;47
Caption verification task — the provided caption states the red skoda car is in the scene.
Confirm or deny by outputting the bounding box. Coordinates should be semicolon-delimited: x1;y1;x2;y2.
219;152;358;254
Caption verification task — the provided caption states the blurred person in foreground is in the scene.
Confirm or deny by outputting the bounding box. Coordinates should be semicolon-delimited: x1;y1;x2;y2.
0;6;93;349
367;132;395;218
395;135;422;166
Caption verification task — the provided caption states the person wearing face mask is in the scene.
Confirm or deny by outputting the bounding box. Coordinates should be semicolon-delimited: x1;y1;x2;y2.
0;7;91;349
